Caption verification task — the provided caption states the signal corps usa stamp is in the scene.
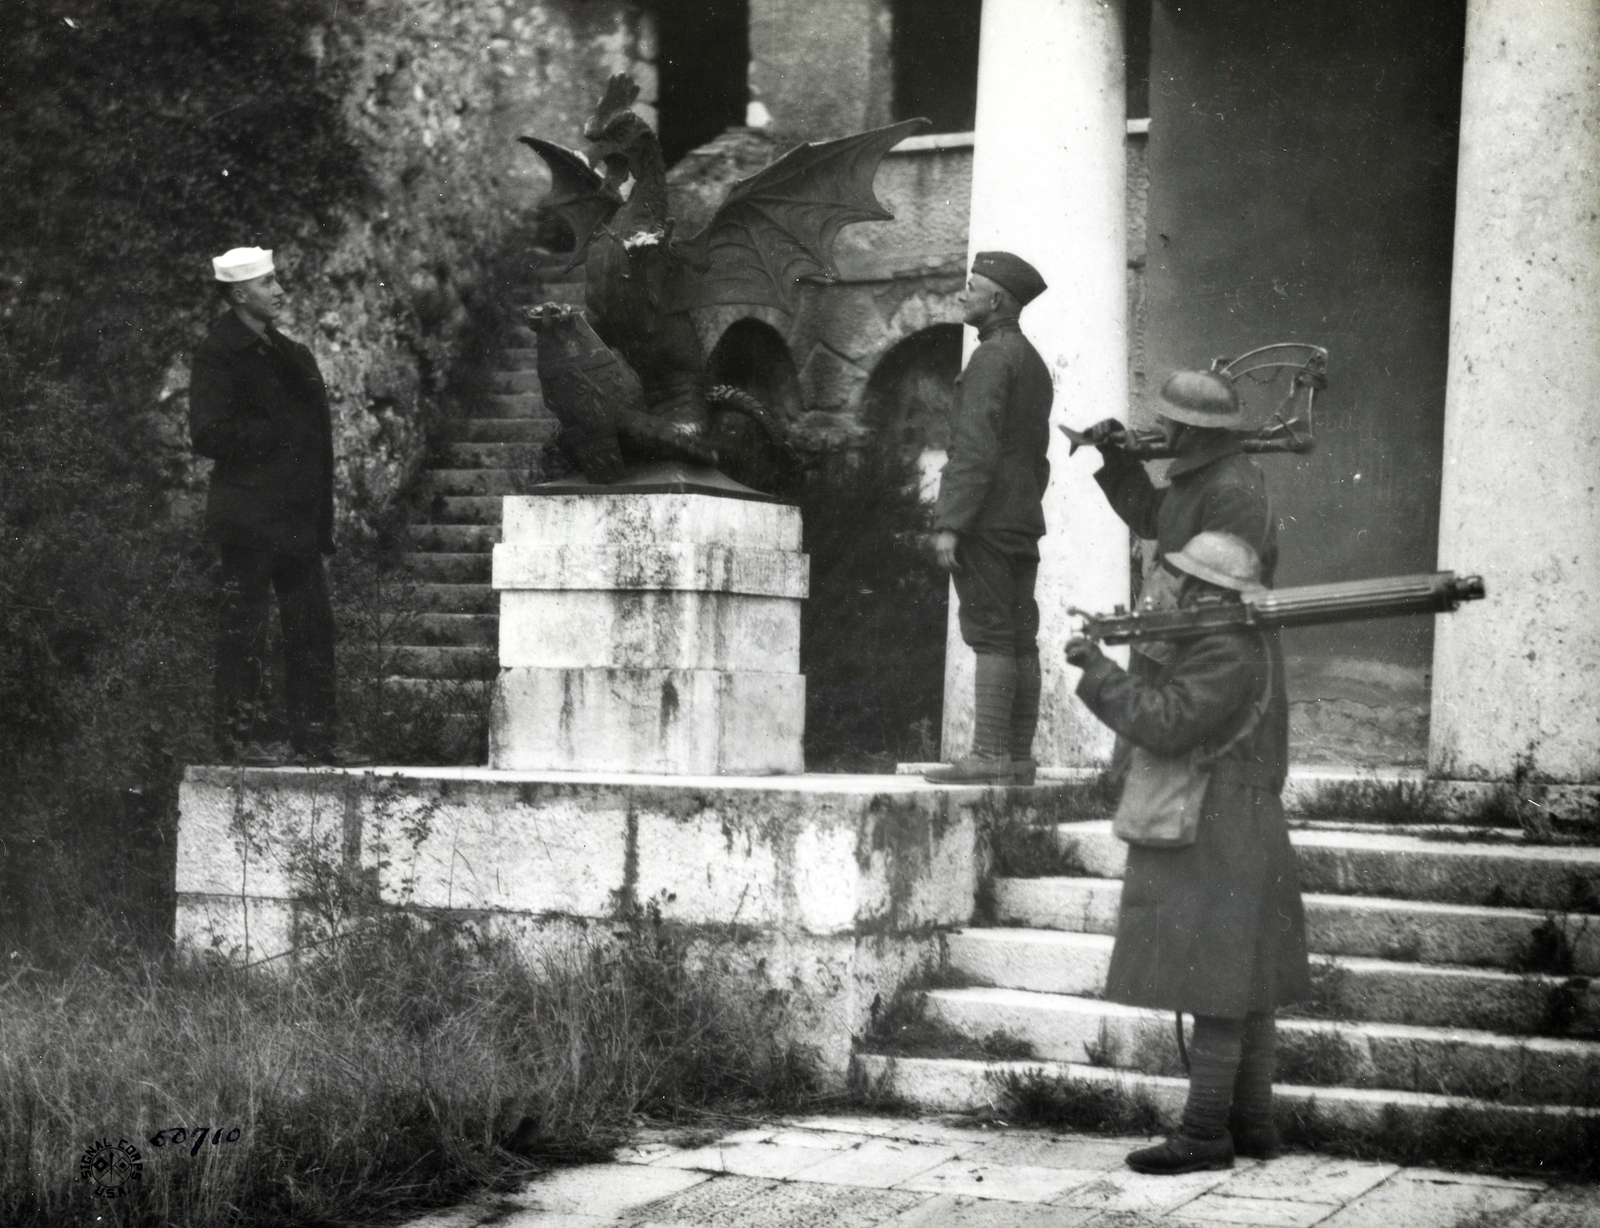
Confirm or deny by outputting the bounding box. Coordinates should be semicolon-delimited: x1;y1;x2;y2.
78;1137;143;1198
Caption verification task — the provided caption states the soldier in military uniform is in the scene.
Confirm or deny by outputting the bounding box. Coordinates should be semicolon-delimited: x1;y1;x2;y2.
1067;532;1310;1175
189;246;351;765
1081;370;1286;776
925;251;1052;785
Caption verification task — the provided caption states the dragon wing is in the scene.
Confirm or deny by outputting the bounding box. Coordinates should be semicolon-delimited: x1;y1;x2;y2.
667;117;931;313
518;136;623;267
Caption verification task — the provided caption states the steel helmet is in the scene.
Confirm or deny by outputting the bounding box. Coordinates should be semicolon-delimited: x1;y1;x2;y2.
1157;369;1243;428
1166;531;1264;593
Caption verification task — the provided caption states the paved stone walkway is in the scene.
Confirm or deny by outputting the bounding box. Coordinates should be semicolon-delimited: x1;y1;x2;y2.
403;1114;1599;1228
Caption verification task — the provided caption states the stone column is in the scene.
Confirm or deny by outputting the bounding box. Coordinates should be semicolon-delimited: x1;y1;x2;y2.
1429;0;1600;783
943;0;1130;766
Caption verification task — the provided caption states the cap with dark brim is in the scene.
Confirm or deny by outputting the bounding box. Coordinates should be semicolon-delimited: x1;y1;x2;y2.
972;251;1047;307
1157;368;1244;428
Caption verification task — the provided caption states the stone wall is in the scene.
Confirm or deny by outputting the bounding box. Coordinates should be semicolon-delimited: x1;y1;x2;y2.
161;0;656;539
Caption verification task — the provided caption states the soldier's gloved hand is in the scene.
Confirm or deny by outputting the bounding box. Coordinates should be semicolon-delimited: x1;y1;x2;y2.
933;530;961;573
1065;637;1106;670
1080;418;1126;451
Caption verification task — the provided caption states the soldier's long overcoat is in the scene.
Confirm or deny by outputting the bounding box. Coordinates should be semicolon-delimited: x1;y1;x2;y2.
1076;626;1311;1018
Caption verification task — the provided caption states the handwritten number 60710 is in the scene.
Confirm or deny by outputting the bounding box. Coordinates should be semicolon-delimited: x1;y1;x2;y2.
148;1127;243;1156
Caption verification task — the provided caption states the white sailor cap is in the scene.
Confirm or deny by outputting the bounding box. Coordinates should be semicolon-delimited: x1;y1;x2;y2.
212;247;274;282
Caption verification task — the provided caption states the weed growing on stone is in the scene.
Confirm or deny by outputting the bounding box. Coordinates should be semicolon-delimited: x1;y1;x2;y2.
1282;1096;1600;1178
985;1068;1165;1136
1296;776;1457;826
858;966;1031;1062
1276;1026;1359;1086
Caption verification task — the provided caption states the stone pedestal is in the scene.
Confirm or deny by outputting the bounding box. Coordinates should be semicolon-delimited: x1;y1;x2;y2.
1430;0;1600;783
489;488;808;774
944;0;1131;766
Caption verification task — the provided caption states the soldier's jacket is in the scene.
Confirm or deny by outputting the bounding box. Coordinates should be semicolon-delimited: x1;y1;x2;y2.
1095;437;1286;771
190;311;335;555
933;319;1053;546
1094;438;1277;582
1076;626;1310;1017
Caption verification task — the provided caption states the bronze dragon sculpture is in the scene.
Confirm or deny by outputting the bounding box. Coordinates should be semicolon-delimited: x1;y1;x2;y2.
520;75;928;494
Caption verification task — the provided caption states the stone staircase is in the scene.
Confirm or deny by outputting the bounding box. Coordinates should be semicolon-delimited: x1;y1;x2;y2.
857;816;1600;1169
388;257;584;689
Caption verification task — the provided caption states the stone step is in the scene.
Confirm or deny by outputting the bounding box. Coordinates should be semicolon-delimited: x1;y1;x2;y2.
921;986;1600;1105
420;469;522;497
406;523;501;553
481;392;550;419
419;495;505;526
1052;820;1600;913
400;613;498;648
375;675;494;710
435;418;552;444
487;368;541;395
943;929;1600;1035
384;645;498;682
850;1054;1600;1170
401;553;492;584
406;583;497;614
992;877;1600;975
497;346;538;372
443;439;546;469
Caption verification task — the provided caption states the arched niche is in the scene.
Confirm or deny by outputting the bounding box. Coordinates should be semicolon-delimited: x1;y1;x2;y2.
861;324;963;501
707;317;804;421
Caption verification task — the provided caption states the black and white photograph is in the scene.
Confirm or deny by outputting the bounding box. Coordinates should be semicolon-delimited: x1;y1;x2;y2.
1;1;1596;1224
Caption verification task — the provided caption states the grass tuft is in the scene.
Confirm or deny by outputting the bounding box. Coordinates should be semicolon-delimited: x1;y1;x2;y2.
0;909;809;1227
985;1068;1165;1136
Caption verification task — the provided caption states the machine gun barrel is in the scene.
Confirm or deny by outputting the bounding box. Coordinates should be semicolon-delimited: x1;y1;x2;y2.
1077;571;1486;645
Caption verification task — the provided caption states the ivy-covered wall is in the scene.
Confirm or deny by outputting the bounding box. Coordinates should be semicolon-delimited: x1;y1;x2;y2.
2;0;653;534
0;0;652;949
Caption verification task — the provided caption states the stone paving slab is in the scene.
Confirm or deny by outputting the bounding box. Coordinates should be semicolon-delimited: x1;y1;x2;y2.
403;1113;1600;1228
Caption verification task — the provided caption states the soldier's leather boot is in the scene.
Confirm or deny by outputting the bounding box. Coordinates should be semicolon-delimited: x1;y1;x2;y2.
1125;1132;1235;1175
1226;1120;1282;1161
220;737;293;767
924;654;1016;785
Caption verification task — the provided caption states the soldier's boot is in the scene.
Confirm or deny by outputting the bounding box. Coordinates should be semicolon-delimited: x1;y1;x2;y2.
1009;652;1042;785
1128;1014;1241;1175
1227;1012;1282;1160
925;654;1016;785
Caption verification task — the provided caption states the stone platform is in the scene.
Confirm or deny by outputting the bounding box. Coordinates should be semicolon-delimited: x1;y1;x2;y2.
175;765;1078;1084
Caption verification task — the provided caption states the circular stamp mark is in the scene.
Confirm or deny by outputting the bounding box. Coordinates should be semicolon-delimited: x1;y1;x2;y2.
78;1137;143;1198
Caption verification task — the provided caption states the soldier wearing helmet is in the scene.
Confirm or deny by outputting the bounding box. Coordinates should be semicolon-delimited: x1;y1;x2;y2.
1065;531;1310;1178
1079;366;1287;772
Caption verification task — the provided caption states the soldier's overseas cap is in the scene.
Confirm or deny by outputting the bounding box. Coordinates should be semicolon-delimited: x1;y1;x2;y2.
972;251;1047;306
212;247;274;283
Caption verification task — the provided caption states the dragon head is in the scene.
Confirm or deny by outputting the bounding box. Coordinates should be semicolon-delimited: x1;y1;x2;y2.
582;73;668;231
